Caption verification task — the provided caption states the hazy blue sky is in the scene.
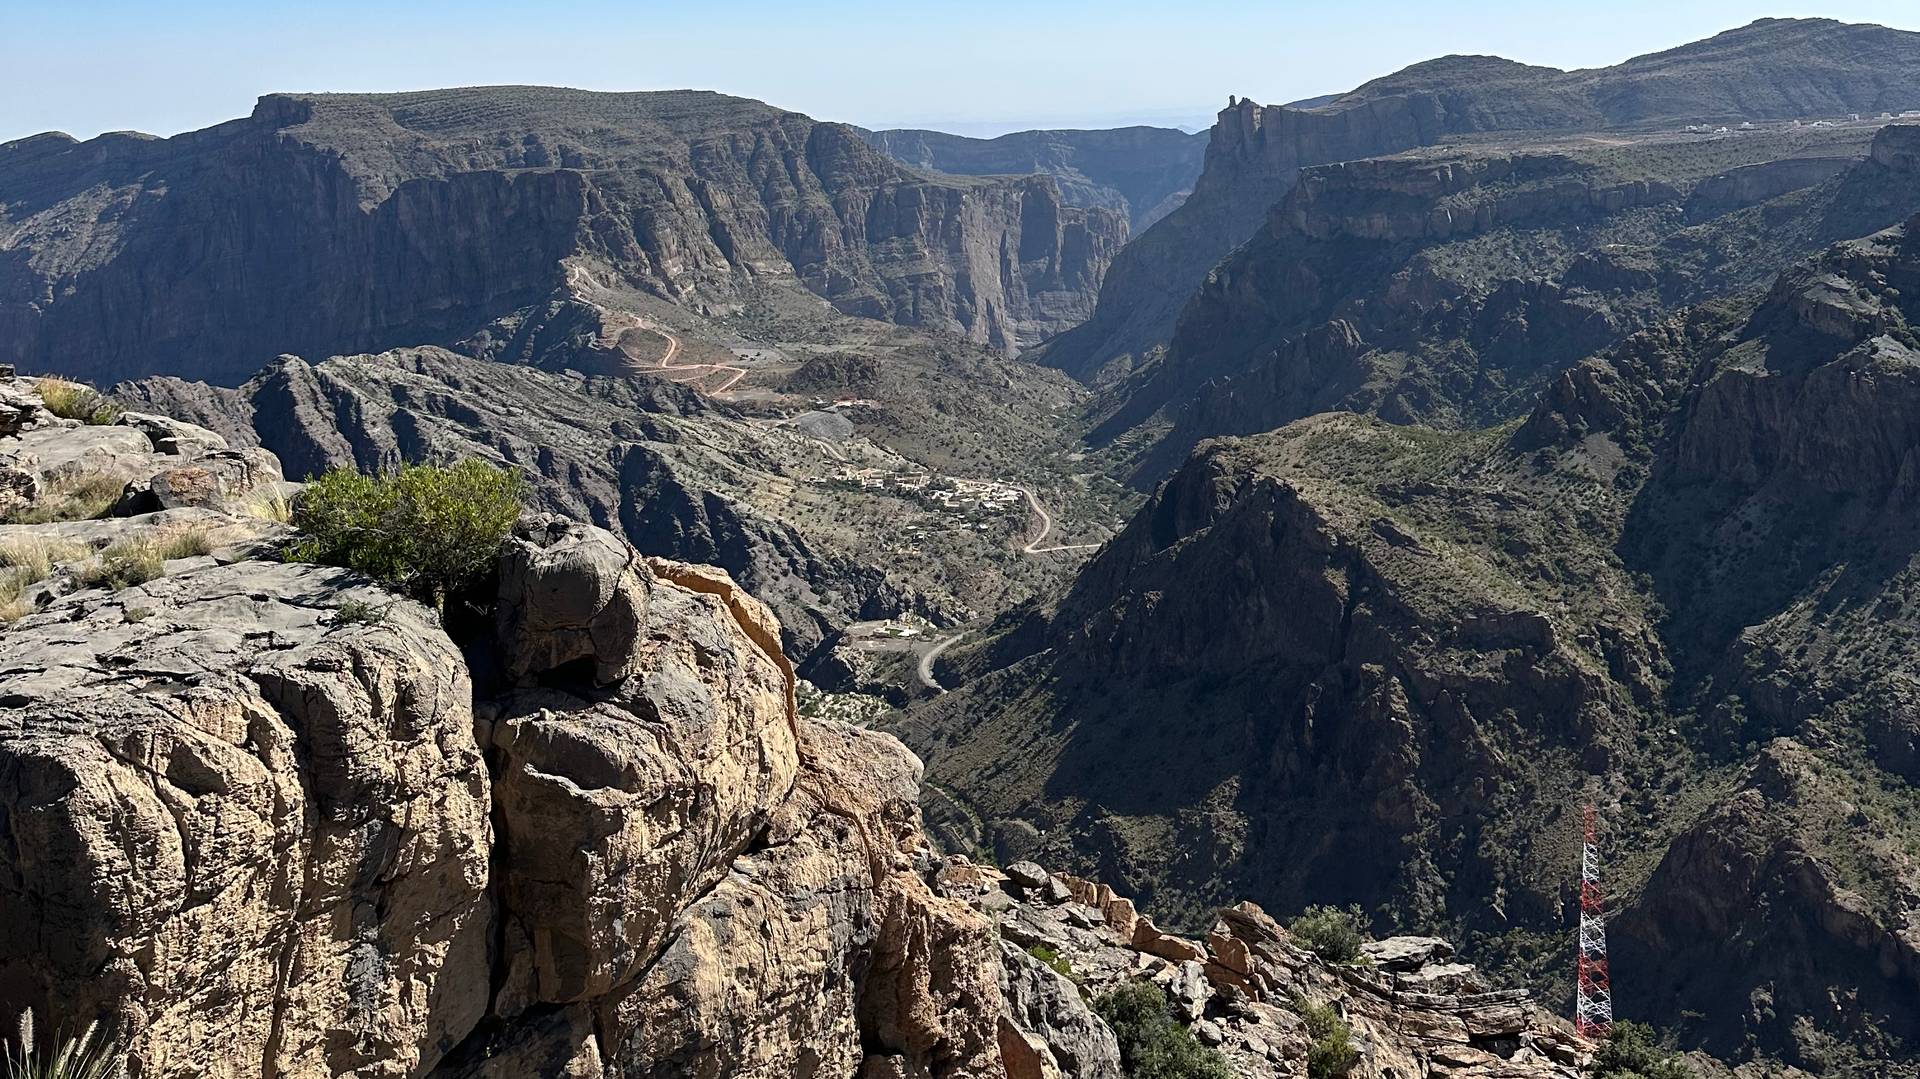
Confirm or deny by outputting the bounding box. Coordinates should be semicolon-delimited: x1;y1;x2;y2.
7;2;1920;142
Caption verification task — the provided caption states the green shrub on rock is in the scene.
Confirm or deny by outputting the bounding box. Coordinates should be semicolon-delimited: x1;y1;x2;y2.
1591;1021;1694;1079
1288;904;1371;965
1092;981;1233;1079
1026;943;1079;983
1295;996;1360;1078
288;460;522;609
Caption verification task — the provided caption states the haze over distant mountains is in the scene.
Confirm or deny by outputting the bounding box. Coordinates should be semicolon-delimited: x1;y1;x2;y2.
0;87;1127;385
1041;16;1920;385
859;126;1209;230
6;14;1920;1079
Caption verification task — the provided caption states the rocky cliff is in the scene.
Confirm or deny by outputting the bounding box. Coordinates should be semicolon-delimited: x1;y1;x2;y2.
861;126;1208;231
1038;17;1920;384
1096;122;1920;484
0;382;1590;1078
900;213;1920;1072
0;87;1125;385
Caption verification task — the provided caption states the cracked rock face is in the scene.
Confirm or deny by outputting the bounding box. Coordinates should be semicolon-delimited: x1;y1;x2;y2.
0;562;492;1079
0;402;1011;1077
487;551;800;1005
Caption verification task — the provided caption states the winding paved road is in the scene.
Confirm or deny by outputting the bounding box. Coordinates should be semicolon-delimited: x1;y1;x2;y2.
917;634;965;693
566;264;746;393
1018;487;1102;555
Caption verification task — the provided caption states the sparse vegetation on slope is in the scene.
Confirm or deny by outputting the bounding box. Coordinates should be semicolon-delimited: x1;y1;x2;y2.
33;379;121;426
1288;905;1371;966
1591;1021;1693;1079
3;471;124;525
1093;981;1233;1079
1295;996;1360;1079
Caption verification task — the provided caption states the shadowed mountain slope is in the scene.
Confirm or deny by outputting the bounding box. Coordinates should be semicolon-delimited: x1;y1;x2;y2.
1040;17;1920;385
0;87;1124;385
895;213;1920;1074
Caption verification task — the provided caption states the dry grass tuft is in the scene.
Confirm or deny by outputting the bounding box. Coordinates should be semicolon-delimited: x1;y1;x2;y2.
238;487;293;524
4;472;125;525
0;535;91;581
34;378;122;425
0;535;90;624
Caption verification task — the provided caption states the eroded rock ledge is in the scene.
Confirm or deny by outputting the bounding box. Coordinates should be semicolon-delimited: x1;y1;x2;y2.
0;390;1587;1077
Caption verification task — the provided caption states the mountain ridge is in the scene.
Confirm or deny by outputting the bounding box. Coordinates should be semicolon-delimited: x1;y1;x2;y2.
893;210;1920;1072
1038;16;1920;385
0;85;1124;385
859;124;1208;230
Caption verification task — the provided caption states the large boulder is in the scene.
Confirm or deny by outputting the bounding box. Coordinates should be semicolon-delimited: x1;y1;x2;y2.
488;547;799;1004
0;562;491;1079
494;513;649;685
997;939;1123;1079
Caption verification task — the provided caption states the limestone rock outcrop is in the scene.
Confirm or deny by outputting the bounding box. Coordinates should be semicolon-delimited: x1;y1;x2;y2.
0;564;490;1078
938;858;1587;1078
0;395;1016;1077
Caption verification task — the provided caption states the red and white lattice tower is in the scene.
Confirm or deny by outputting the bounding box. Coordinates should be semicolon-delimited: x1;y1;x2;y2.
1575;804;1614;1040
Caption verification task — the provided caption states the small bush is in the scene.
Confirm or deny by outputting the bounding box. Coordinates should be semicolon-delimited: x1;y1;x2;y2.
35;379;121;426
4;1009;122;1079
288;460;522;610
333;598;391;626
4;472;125;525
1026;943;1078;983
1093;982;1233;1079
1295;997;1360;1079
122;607;154;624
1591;1021;1693;1079
1289;904;1371;965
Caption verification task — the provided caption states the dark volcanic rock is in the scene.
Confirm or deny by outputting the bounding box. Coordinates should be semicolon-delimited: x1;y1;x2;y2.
0;87;1125;384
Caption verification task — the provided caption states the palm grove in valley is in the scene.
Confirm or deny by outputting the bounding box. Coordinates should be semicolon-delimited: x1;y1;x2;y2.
1;9;1919;1079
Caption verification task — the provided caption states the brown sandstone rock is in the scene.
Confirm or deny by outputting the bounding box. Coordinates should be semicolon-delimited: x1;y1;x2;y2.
490;557;798;1004
1133;917;1207;963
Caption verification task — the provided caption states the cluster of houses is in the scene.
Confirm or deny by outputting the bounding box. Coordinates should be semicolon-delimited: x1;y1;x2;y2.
1684;111;1920;137
830;466;1022;512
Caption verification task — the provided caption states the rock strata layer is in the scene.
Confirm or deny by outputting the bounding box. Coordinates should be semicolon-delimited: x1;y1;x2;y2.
0;87;1124;384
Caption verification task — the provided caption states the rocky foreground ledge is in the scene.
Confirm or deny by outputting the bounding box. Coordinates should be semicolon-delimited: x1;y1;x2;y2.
0;385;1586;1077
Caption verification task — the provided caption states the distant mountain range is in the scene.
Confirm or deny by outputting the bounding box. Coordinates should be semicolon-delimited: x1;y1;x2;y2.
859;125;1207;230
7;16;1920;1075
1040;17;1920;385
0;87;1124;385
